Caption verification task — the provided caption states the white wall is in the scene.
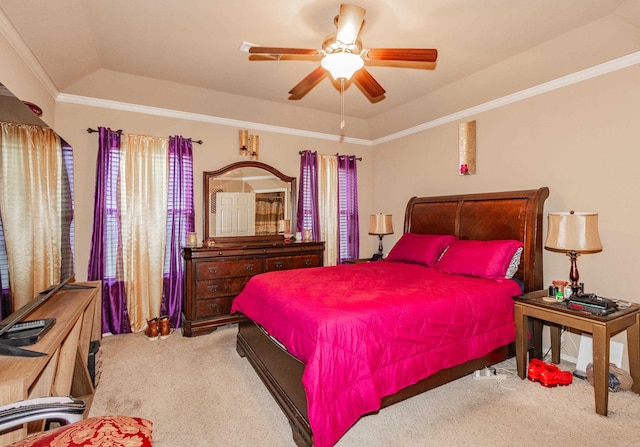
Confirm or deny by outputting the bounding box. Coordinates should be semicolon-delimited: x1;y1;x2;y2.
373;63;640;367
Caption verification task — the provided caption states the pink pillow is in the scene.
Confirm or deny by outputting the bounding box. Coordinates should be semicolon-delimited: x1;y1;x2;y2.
385;233;455;267
434;239;524;280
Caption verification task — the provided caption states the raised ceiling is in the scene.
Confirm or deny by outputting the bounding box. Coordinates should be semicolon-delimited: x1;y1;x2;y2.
1;0;639;136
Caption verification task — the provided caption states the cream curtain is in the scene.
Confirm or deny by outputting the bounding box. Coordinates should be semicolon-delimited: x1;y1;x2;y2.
319;155;338;266
0;123;62;309
120;134;169;332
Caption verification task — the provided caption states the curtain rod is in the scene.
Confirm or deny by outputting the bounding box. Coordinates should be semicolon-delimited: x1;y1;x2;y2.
298;151;362;161
86;128;203;145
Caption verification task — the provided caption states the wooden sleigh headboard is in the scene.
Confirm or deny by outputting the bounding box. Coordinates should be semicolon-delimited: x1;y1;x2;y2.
404;187;549;293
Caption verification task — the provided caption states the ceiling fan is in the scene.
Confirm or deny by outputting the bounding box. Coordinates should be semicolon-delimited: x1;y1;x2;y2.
247;3;438;103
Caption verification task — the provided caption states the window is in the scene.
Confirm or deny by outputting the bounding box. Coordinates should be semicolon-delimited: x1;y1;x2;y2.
297;151;358;265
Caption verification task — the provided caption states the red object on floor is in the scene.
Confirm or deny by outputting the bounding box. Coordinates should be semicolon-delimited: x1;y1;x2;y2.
528;359;573;387
527;358;546;382
539;363;573;387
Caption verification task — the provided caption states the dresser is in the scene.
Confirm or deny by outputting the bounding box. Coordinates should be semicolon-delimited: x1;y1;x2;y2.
181;240;324;337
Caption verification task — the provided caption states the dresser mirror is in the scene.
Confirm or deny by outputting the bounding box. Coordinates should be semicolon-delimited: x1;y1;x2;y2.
203;161;296;244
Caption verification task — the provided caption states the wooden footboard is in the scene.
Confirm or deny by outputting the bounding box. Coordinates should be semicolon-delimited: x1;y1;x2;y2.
238;318;513;447
237;318;311;447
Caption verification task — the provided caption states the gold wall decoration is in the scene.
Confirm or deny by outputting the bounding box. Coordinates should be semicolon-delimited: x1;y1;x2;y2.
239;130;260;160
239;129;249;156
458;120;476;175
250;135;259;160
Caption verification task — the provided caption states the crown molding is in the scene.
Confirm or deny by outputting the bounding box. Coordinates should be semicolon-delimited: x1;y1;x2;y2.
373;51;640;145
59;50;640;147
56;93;373;146
0;9;59;98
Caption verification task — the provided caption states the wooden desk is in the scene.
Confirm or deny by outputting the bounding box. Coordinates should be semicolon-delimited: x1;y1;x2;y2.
513;290;640;416
0;281;102;445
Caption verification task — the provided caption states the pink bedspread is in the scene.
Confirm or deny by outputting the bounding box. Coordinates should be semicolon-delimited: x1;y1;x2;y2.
231;261;522;447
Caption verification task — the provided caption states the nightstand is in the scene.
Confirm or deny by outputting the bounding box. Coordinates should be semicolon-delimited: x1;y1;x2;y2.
513;290;640;416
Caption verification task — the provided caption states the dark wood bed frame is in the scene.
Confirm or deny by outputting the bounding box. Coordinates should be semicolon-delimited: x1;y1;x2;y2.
236;187;549;446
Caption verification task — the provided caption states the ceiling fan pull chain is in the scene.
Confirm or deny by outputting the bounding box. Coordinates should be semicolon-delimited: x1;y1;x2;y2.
340;78;345;130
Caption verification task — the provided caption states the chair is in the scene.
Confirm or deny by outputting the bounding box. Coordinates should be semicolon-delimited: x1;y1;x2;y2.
0;397;153;447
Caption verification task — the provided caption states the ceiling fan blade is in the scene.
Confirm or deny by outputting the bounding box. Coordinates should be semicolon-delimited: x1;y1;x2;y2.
249;46;320;56
288;66;327;100
336;4;366;45
352;68;386;100
249;54;282;61
364;48;438;63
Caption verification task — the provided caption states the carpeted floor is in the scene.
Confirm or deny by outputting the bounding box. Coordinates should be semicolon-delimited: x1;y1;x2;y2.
89;326;640;447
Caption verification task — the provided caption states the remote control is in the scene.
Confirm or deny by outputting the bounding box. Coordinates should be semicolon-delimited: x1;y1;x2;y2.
4;319;47;333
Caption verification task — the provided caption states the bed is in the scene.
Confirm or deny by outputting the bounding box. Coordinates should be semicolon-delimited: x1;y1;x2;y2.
232;187;549;447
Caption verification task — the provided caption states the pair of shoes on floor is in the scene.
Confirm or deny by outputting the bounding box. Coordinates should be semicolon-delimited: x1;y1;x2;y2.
144;316;172;341
527;358;572;387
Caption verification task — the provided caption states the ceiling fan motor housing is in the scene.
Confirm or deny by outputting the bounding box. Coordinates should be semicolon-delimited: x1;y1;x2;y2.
322;33;362;55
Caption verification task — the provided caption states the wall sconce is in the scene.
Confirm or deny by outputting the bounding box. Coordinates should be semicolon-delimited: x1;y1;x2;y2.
544;211;603;294
459;120;476;175
239;130;249;156
250;134;259;160
369;214;393;260
239;130;260;160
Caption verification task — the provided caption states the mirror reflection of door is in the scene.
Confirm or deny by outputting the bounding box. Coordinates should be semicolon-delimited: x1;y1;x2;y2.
214;192;255;237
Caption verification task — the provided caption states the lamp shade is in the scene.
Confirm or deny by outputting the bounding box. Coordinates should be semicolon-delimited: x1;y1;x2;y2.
545;211;603;253
321;52;364;80
369;214;393;235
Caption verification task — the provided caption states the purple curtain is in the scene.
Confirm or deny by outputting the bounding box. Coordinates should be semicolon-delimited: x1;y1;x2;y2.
337;155;359;264
161;136;194;328
297;150;320;239
87;127;131;334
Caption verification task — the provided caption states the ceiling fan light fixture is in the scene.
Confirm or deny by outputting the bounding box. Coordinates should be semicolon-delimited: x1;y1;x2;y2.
321;52;364;80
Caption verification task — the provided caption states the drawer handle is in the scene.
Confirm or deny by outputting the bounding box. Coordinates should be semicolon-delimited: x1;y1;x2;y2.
245;264;254;271
208;285;219;293
207;267;218;275
207;303;217;310
304;259;312;266
274;261;284;269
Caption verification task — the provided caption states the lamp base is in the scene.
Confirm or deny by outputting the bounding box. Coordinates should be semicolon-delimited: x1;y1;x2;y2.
569;250;581;294
372;234;385;261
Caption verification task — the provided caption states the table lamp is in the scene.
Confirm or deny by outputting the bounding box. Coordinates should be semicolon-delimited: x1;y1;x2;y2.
369;214;393;260
544;211;602;294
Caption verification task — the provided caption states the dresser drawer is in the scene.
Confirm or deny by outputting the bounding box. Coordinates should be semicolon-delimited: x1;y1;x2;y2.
196;297;233;318
196;277;251;298
265;254;322;271
196;259;263;280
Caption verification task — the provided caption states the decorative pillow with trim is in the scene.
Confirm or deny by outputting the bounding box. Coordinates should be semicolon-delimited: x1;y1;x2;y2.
8;416;153;447
385;233;455;267
434;239;524;280
505;246;524;279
